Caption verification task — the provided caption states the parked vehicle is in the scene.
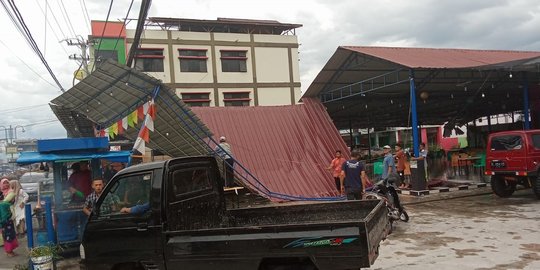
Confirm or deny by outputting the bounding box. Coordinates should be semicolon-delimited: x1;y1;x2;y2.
365;173;409;232
80;156;390;270
486;130;540;199
19;171;54;201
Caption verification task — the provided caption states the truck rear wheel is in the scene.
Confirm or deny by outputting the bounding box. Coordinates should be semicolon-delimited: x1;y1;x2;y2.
534;175;540;199
491;175;516;198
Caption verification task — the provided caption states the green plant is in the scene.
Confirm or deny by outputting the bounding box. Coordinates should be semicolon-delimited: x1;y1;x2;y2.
28;244;63;260
12;264;29;270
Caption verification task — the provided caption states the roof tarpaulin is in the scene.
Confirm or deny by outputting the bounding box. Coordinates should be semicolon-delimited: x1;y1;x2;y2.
191;98;348;201
17;151;132;164
50;60;212;157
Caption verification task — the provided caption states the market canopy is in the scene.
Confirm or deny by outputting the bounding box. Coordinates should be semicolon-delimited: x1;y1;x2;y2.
303;46;540;130
50;60;212;157
17;151;132;164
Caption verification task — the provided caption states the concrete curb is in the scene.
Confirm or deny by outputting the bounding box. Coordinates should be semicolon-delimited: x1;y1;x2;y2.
397;183;488;196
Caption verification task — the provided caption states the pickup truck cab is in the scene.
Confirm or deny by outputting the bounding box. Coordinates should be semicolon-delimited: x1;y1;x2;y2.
486;130;540;198
80;156;390;270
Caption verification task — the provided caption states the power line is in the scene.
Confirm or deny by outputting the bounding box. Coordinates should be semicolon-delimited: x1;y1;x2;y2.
93;0;114;72
0;40;58;89
36;0;69;55
79;0;91;32
56;0;77;37
0;104;49;114
112;0;134;52
43;0;68;40
2;0;65;91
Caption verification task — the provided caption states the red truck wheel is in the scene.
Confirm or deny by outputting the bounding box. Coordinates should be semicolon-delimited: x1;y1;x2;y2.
491;175;516;198
534;175;540;199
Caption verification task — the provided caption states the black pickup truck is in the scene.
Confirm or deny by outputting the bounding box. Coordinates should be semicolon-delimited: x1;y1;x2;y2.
80;156;390;270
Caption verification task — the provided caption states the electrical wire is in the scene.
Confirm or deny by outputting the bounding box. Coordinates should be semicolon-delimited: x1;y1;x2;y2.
44;0;67;40
79;0;91;33
33;0;70;56
81;0;92;27
57;0;77;37
112;0;134;52
3;0;65;91
0;40;58;89
0;104;49;114
92;0;115;72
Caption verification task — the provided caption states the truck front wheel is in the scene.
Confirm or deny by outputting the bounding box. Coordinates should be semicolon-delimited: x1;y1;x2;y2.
491;175;516;198
534;174;540;199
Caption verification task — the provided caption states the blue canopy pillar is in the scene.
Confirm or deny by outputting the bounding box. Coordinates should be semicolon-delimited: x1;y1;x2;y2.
522;72;530;130
409;69;420;157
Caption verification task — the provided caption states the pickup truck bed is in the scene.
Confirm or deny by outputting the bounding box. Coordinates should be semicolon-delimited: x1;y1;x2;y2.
166;200;389;270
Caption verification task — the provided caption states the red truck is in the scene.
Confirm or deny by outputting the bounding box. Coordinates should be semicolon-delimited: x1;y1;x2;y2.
486;129;540;198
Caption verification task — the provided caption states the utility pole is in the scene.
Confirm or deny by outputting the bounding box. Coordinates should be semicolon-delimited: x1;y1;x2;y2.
65;36;91;78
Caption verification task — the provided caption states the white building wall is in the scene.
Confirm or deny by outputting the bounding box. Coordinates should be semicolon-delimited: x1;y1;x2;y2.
257;88;291;106
171;31;211;41
213;33;251;42
255;47;290;83
253;34;297;44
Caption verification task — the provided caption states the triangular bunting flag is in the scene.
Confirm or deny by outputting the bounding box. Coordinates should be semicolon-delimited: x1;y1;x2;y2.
147;100;156;120
133;137;145;154
140;126;150;143
143;102;150;115
137;106;145;120
144;114;154;132
122;117;128;130
111;122;118;135
128;110;138;127
117;120;124;135
108;127;115;139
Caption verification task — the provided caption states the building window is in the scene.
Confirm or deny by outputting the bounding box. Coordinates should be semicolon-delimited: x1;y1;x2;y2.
95;50;118;62
181;92;211;107
220;50;247;72
178;49;208;72
223;92;250;107
134;48;164;72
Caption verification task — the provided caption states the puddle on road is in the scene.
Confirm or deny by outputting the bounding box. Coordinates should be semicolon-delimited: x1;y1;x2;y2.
521;243;540;252
391;231;463;250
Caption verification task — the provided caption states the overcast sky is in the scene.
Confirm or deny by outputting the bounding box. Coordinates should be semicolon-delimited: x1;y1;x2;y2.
1;0;539;141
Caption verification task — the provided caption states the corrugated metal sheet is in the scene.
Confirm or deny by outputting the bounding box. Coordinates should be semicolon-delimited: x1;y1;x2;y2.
342;46;540;69
192;98;348;201
50;60;212;158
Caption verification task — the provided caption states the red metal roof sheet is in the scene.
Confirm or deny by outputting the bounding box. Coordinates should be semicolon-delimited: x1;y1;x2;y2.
342;46;540;69
191;98;348;201
91;21;126;38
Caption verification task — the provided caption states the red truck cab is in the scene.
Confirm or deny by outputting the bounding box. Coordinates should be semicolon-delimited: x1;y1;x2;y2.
486;129;540;198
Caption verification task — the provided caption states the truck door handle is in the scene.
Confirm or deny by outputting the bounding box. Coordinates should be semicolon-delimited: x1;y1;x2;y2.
137;222;148;232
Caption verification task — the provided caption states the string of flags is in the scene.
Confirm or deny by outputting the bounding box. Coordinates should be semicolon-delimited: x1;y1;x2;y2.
98;99;156;154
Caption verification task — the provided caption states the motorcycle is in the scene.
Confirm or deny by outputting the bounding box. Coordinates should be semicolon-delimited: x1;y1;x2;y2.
365;173;409;227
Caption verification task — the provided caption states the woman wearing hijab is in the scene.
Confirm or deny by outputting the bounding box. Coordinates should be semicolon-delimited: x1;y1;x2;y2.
0;178;18;257
10;180;28;236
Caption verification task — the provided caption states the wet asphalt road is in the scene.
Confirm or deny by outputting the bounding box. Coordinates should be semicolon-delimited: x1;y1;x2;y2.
1;188;538;270
372;189;540;270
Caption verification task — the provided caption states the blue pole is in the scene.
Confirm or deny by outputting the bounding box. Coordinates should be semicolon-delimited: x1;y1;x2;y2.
25;204;33;248
410;70;420;157
523;72;530;130
44;196;56;244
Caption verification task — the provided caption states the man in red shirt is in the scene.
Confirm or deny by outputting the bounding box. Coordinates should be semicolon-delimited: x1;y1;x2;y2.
395;143;406;188
327;150;346;193
67;161;92;203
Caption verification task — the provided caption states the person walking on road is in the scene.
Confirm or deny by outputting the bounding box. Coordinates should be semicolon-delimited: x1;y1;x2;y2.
395;143;407;188
327;150;346;193
381;145;396;180
0;178;18;257
340;150;368;200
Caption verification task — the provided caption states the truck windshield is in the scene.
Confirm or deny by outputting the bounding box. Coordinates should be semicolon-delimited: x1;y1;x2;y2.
491;135;522;151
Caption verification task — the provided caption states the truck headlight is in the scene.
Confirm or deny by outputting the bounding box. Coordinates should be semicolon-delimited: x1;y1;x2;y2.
79;243;85;259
